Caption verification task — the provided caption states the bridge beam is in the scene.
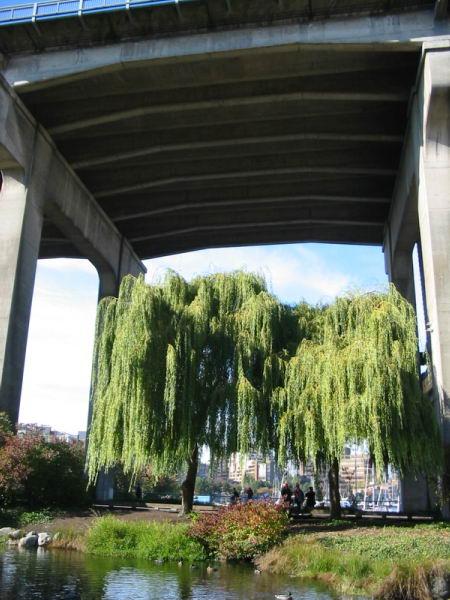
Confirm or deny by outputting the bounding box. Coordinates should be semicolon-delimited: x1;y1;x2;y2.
3;10;450;91
386;45;450;514
0;75;145;425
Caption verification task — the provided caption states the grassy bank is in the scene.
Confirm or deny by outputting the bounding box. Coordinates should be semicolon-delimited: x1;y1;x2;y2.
256;522;450;598
85;516;206;562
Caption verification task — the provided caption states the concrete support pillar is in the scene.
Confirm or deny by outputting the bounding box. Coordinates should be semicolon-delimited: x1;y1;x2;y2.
385;46;450;514
418;49;450;439
389;250;431;513
416;48;450;514
0;169;43;425
390;250;416;306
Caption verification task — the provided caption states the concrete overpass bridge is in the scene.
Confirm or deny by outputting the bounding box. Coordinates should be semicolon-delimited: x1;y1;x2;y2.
0;0;449;511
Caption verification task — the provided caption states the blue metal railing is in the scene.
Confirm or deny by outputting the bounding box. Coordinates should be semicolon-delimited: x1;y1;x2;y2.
0;0;197;26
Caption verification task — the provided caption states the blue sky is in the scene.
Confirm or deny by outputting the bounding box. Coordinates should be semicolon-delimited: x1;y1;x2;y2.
19;243;388;434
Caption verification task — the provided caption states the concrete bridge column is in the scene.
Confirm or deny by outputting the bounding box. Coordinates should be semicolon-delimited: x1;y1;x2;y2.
387;248;431;512
0;169;44;425
416;47;450;515
386;45;450;514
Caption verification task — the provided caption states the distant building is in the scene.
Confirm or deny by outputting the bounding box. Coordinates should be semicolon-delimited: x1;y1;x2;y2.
228;452;275;484
17;423;52;440
17;423;80;445
209;459;229;481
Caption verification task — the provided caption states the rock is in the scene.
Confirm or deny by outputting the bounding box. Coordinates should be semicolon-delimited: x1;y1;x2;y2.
38;533;52;546
254;569;261;575
0;527;14;537
178;561;183;567
154;559;164;565
18;535;38;548
9;530;22;540
25;531;37;537
430;574;450;599
7;539;18;546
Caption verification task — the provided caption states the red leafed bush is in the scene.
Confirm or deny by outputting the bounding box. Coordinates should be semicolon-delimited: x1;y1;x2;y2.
0;419;87;508
189;501;288;560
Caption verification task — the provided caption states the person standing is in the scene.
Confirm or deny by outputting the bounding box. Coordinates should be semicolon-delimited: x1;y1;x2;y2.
135;483;142;502
231;487;240;505
305;486;316;510
294;483;304;510
280;481;292;505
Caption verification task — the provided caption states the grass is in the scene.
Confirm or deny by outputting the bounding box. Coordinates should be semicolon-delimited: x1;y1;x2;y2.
256;522;450;598
374;561;449;600
85;515;206;562
49;526;86;552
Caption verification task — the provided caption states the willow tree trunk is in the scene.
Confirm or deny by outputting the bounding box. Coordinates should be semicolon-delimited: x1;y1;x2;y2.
328;458;341;519
181;445;199;515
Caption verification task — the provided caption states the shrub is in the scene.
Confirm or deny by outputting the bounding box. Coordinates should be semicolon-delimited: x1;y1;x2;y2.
0;430;88;508
18;509;54;527
86;515;206;562
25;440;88;507
189;501;288;560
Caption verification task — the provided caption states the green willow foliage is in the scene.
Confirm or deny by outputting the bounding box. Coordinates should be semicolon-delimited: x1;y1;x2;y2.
277;285;441;475
87;272;292;483
87;273;441;485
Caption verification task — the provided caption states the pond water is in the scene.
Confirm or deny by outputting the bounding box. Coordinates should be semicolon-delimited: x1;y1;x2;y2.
0;547;344;600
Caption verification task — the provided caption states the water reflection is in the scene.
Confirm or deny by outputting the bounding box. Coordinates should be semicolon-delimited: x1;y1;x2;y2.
0;548;340;600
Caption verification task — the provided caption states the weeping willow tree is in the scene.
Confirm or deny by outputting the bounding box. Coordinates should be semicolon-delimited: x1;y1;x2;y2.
87;272;441;516
277;285;442;518
87;271;293;512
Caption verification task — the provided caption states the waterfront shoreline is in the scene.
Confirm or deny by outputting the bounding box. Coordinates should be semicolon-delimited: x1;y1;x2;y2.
2;510;449;599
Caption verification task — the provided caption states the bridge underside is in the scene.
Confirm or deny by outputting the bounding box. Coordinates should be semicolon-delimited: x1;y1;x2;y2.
13;44;419;260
